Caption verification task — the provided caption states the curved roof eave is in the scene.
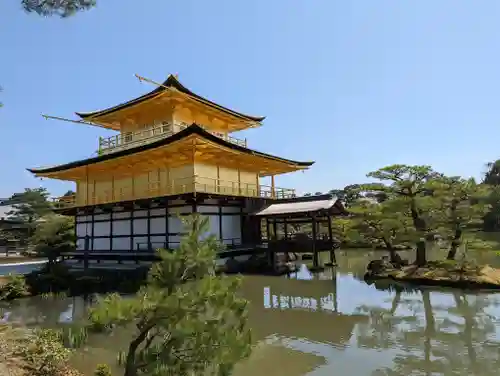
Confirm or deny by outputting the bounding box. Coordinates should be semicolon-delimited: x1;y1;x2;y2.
75;75;266;123
27;124;314;175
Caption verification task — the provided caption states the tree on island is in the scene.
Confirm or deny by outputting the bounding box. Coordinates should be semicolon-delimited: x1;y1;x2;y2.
482;159;500;232
86;215;252;376
348;198;415;264
430;177;491;260
359;165;441;266
351;165;494;267
329;184;362;207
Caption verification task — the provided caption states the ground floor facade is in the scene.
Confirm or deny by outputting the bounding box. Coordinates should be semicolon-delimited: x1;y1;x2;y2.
72;194;265;253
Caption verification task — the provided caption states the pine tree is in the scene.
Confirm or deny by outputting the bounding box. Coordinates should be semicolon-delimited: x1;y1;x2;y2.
87;214;252;376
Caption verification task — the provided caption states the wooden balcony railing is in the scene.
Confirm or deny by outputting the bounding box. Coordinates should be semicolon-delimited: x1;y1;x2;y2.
52;175;295;209
98;122;247;155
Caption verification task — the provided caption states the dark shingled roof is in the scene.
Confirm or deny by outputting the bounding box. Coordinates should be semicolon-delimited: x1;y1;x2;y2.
27;124;314;174
76;74;265;123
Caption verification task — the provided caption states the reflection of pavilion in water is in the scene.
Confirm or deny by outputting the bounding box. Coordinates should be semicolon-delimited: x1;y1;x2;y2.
241;267;369;348
264;287;337;313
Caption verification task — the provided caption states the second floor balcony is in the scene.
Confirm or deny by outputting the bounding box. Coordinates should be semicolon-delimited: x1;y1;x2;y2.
98;122;247;155
51;175;296;209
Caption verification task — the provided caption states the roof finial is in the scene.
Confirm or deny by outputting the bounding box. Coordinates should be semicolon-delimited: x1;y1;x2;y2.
174;73;179;79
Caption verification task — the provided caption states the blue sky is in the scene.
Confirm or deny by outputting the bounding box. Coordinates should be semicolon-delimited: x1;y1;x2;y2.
1;0;500;198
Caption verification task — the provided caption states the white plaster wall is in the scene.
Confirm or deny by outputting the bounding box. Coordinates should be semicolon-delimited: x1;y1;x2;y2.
133;218;148;234
94;213;111;221
76;223;90;237
168;216;183;234
150;217;166;234
113;220;131;235
76;215;91;222
151;208;166;216
112;237;130;251
170;205;193;215
150;235;167;249
221;215;241;245
133;237;148;250
198;205;218;214
76;238;85;250
169;236;182;248
93;221;111;237
203;214;220;240
133;210;148;217
93;238;110;251
113;212;131;219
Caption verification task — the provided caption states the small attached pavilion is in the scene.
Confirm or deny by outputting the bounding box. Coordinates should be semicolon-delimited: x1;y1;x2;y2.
253;194;347;270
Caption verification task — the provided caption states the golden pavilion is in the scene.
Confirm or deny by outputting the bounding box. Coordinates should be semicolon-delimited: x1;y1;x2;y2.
28;74;314;254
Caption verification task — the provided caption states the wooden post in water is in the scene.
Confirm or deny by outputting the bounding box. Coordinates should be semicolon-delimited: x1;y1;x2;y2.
265;218;276;271
272;219;278;271
326;214;337;266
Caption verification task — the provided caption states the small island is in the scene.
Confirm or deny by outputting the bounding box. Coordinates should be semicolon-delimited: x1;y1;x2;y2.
365;259;500;290
329;164;500;291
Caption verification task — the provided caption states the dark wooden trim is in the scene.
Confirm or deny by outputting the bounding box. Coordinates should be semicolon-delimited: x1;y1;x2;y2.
239;206;244;244
90;210;95;251
129;208;134;251
218;203;223;240
109;212;114;251
165;203;169;249
146;208;151;251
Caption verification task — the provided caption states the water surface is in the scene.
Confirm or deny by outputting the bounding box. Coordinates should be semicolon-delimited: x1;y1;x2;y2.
2;248;500;376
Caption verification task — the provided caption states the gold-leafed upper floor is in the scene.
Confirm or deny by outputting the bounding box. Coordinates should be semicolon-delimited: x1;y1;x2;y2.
98;121;246;155
52;174;296;209
76;74;264;133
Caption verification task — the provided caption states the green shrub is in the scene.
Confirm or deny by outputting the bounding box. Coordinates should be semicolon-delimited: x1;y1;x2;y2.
94;364;112;376
0;274;29;300
15;328;72;376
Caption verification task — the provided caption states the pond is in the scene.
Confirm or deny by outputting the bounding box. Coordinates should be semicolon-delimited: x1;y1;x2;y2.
2;248;500;376
0;260;46;276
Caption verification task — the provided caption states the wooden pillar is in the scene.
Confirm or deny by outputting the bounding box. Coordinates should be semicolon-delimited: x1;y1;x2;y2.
84;235;90;272
327;214;337;266
312;216;318;268
216;166;221;194
271;175;276;198
283;218;289;261
85;166;89;206
265;218;274;269
266;218;270;242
